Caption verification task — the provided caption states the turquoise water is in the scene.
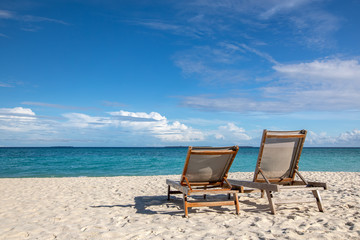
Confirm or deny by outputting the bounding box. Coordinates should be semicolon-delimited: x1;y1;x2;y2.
0;147;359;178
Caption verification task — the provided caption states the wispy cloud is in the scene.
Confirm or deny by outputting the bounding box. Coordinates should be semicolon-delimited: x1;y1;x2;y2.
130;1;340;49
129;20;206;38
0;9;68;35
258;0;311;19
173;44;254;84
181;58;360;113
22;101;98;111
0;33;9;38
0;82;13;87
101;101;126;108
236;43;279;65
0;9;68;25
0;9;14;19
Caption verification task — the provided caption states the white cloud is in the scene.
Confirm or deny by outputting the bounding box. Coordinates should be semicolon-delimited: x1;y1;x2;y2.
62;113;113;128
306;131;336;146
215;123;251;141
0;108;206;144
109;110;166;121
110;110;205;142
0;107;53;132
338;129;360;143
0;107;35;116
0;107;359;146
307;129;360;146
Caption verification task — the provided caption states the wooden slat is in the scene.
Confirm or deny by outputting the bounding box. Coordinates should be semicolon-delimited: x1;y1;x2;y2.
278;186;325;192
190;150;236;155
307;181;328;190
278;185;309;188
188;189;238;195
255;178;293;183
274;198;316;205
266;134;305;139
187;200;236;208
182;182;222;186
228;179;279;192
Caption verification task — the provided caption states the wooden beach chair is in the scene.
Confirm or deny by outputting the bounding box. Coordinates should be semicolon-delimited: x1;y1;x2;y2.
229;130;327;214
166;146;240;217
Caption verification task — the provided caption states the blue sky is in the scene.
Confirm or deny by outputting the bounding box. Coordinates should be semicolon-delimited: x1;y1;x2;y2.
0;0;360;147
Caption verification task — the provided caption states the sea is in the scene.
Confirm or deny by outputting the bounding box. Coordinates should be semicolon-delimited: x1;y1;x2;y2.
0;147;359;178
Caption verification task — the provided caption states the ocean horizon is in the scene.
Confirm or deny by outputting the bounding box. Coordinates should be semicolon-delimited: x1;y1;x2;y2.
1;147;359;178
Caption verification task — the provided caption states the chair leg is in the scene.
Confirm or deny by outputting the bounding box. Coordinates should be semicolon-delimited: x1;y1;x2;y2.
266;190;276;214
312;190;324;212
167;185;171;200
233;192;240;215
183;194;189;217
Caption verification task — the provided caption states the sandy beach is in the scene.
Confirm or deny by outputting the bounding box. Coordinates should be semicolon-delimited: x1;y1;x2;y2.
0;172;359;240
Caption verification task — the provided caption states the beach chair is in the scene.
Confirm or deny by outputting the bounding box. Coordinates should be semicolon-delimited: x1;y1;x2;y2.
166;146;240;217
229;130;327;214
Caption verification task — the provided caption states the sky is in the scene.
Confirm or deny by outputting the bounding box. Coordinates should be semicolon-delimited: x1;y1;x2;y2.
0;0;360;147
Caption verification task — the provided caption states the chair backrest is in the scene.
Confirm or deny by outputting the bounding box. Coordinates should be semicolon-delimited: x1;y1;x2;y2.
180;146;239;184
253;130;307;183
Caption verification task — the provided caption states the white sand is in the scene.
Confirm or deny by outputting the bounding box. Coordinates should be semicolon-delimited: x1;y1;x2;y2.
0;172;359;240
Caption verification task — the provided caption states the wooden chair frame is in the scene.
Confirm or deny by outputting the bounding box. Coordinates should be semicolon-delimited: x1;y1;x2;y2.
166;146;240;217
229;130;327;214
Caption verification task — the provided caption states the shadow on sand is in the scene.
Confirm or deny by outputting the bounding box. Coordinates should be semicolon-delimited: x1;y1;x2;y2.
90;195;183;215
90;194;274;216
